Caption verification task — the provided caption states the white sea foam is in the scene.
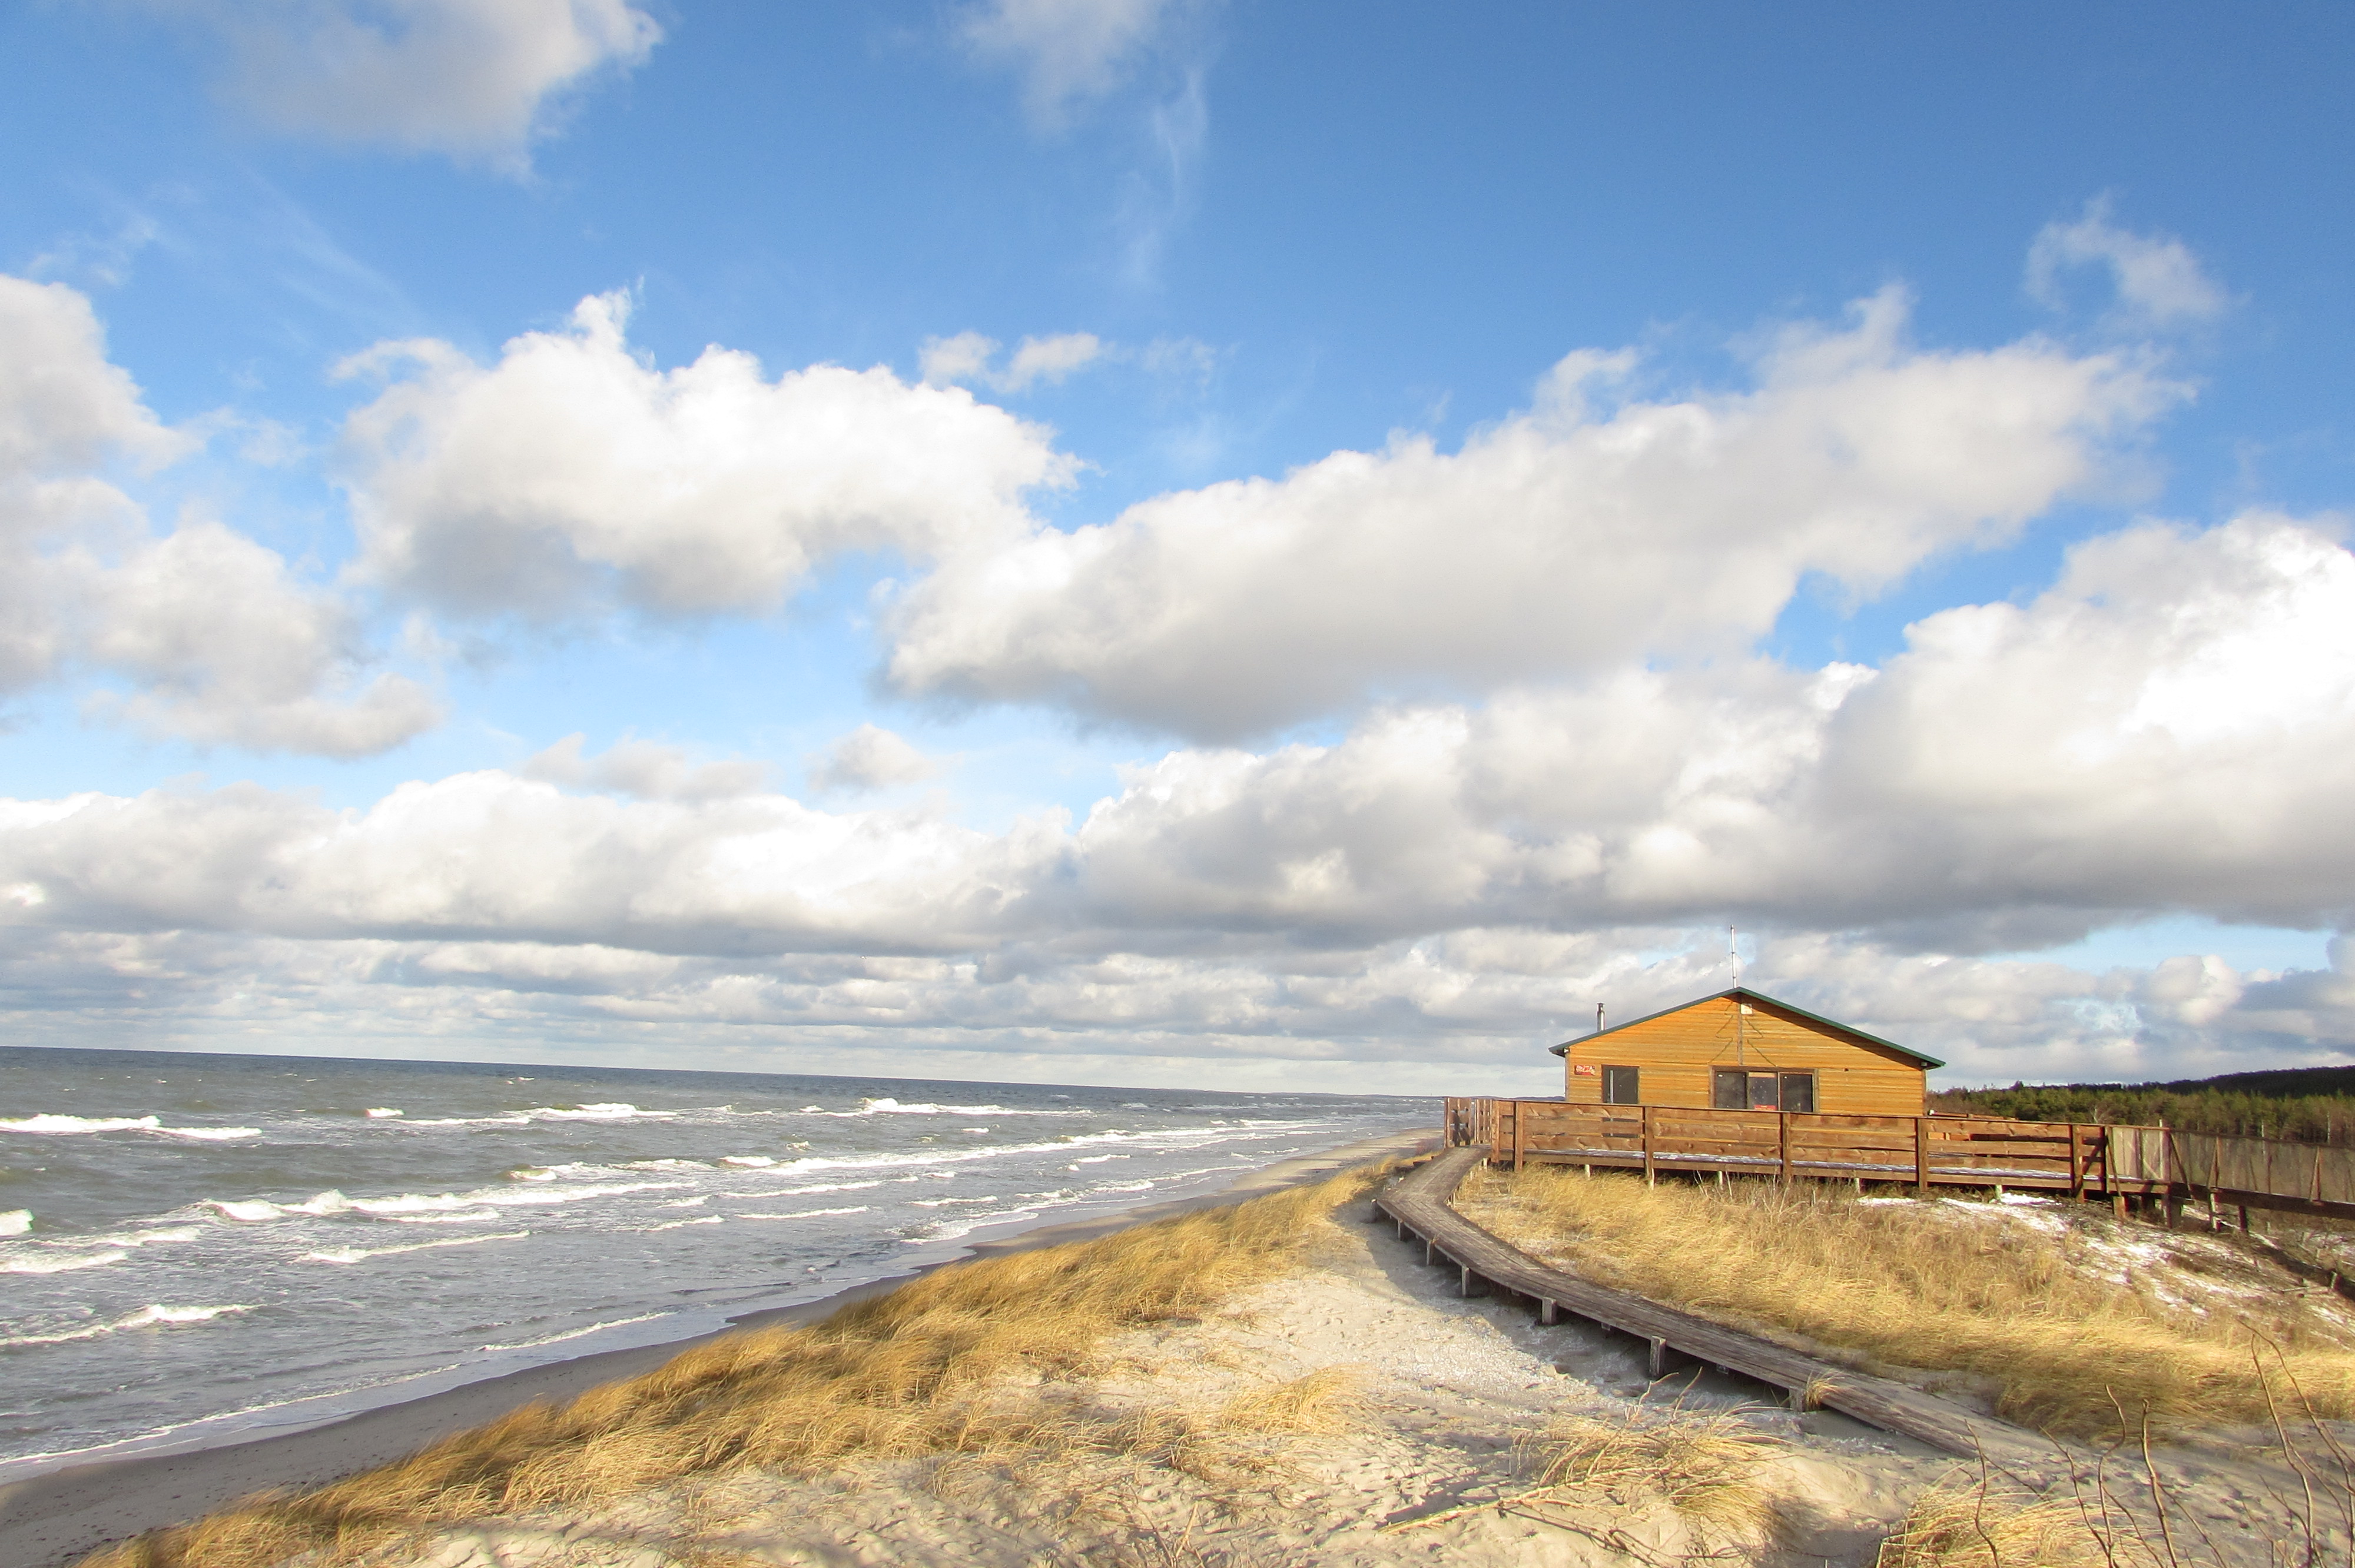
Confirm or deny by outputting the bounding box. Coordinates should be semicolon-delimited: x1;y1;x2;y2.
640;1216;725;1231
0;1210;29;1237
725;1180;886;1197
0;1114;257;1140
526;1103;676;1121
721;1155;775;1167
209;1180;686;1224
2;1250;127;1274
305;1231;528;1264
0;1304;253;1349
475;1313;666;1354
1;1114;163;1135
365;1108;403;1118
385;1210;504;1225
734;1206;870;1220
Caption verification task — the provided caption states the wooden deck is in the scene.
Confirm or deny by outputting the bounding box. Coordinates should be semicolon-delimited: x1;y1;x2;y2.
1450;1098;2126;1195
1372;1148;2052;1467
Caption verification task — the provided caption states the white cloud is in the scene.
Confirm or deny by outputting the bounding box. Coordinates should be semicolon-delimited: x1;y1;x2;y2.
0;274;433;757
80;521;441;757
920;330;1105;392
523;735;768;801
805;725;947;796
959;0;1182;127
8;513;2349;972
885;288;2179;739
2028;198;2228;327
162;0;662;170
919;330;1001;388
341;290;1077;623
0;277;188;481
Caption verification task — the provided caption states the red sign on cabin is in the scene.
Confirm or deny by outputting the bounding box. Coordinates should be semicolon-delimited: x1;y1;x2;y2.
1572;1063;1599;1076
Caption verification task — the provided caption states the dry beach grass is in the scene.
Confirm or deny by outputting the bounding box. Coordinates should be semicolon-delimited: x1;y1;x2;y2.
1455;1162;2355;1437
78;1164;1383;1568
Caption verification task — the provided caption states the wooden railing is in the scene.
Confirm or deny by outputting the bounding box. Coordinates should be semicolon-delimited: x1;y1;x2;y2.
1444;1097;2355;1222
1445;1097;2106;1194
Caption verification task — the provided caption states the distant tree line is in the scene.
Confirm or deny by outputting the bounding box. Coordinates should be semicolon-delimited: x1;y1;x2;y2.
1932;1064;2355;1143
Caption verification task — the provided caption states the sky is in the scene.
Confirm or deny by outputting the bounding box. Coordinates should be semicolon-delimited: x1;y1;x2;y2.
1;1;2353;1097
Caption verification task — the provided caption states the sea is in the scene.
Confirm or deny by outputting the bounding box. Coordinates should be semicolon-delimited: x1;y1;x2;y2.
0;1046;1429;1479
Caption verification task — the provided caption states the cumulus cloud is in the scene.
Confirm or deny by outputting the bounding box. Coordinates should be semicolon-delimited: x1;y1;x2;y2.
805;725;947;796
0;274;434;756
885;288;2179;739
2028;198;2228;327
160;0;662;169
8;513;2350;960
0;770;1068;954
341;290;1077;623
920;330;1106;392
81;521;440;756
960;0;1183;126
522;734;768;801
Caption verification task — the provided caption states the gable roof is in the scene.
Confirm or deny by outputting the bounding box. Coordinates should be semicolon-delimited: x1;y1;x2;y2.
1547;985;1946;1069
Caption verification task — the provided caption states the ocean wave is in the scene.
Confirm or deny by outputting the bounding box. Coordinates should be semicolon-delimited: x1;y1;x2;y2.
38;1226;198;1250
1;1250;127;1274
0;1304;252;1350
721;1155;774;1167
365;1108;403;1118
719;1179;888;1197
305;1231;528;1265
525;1102;676;1121
0;1114;162;1135
384;1211;504;1225
207;1180;691;1224
475;1313;666;1354
733;1206;870;1221
0;1210;28;1237
638;1216;725;1231
1;1113;257;1140
805;1097;1090;1118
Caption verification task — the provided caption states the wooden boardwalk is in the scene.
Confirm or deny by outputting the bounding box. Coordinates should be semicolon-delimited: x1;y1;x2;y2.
1373;1148;2051;1467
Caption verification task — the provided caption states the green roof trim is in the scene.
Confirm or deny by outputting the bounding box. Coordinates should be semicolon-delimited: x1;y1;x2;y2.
1546;985;1946;1069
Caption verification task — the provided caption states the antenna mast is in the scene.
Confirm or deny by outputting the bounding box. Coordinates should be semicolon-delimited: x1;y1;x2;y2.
1731;925;1744;1066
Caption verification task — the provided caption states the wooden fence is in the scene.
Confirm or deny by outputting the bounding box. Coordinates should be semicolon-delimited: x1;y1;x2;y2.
1444;1097;2355;1221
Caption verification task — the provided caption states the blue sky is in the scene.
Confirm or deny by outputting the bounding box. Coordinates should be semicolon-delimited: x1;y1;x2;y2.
1;2;2351;1094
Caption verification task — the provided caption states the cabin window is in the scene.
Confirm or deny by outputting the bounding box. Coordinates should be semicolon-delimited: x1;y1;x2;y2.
1712;1069;1816;1112
1601;1066;1640;1105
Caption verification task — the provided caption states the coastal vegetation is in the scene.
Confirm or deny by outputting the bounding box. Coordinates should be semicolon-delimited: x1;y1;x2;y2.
80;1165;1382;1568
1932;1063;2355;1144
1454;1162;2355;1437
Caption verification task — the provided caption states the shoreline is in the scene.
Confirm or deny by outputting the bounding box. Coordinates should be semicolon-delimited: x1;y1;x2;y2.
0;1125;1438;1568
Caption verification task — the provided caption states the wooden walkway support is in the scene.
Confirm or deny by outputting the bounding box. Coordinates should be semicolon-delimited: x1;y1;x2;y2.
1374;1148;2052;1467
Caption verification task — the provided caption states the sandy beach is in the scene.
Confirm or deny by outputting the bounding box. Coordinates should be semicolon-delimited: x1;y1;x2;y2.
0;1128;1439;1568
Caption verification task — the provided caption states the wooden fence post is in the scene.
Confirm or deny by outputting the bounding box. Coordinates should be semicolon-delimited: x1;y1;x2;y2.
1913;1115;1929;1194
2068;1122;2083;1201
1642;1105;1656;1187
1778;1112;1791;1186
1512;1099;1526;1172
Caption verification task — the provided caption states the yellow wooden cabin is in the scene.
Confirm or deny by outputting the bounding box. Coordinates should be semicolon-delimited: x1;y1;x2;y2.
1548;986;1943;1116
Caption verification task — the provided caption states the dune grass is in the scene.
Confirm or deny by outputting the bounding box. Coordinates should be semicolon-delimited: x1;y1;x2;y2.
82;1164;1382;1568
1455;1164;2355;1437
